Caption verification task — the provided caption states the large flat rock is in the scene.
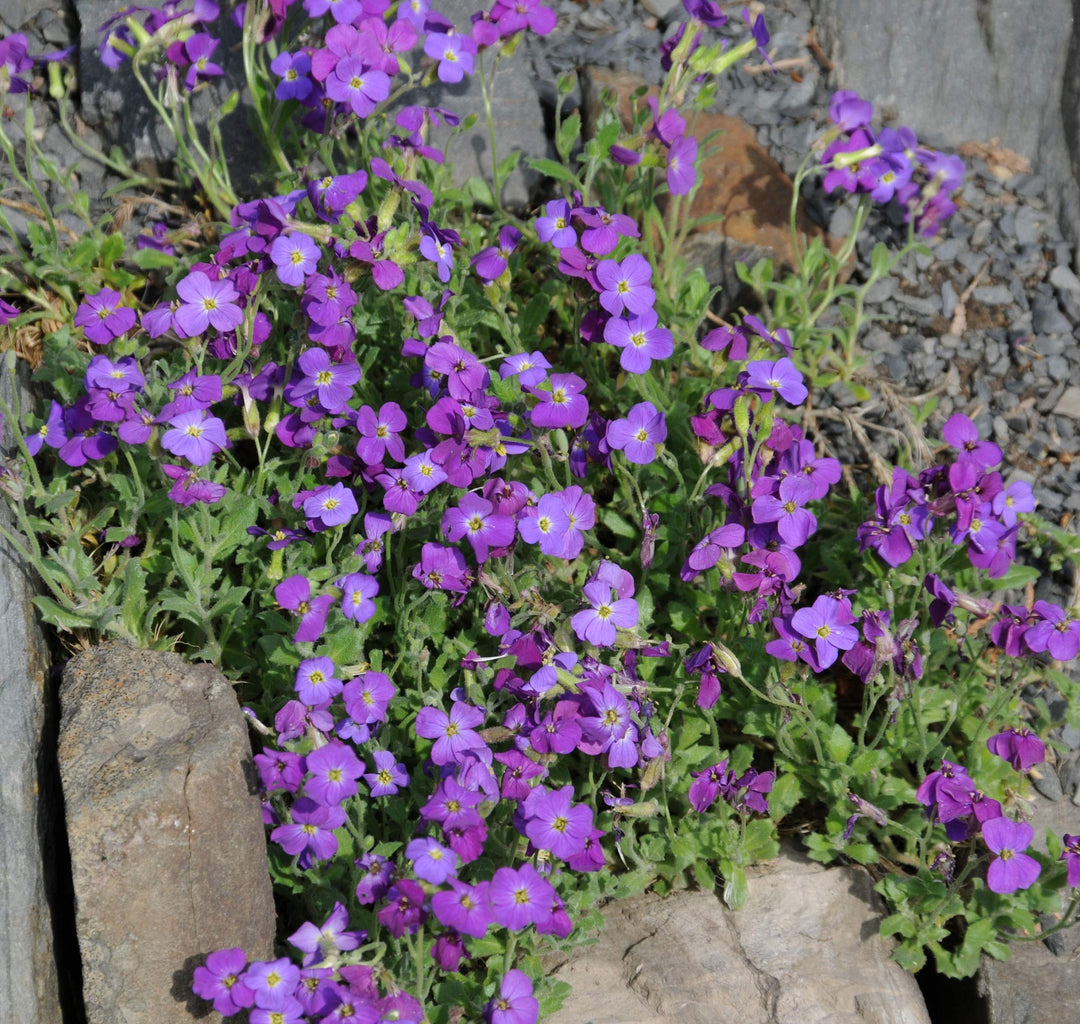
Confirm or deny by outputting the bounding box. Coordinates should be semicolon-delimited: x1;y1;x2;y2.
59;642;275;1024
545;846;930;1024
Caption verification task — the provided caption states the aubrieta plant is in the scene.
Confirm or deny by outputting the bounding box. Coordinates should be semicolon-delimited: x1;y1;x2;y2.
1;0;1079;1018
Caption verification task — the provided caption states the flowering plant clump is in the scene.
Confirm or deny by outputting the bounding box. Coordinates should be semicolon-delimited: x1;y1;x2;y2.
1;0;1079;1016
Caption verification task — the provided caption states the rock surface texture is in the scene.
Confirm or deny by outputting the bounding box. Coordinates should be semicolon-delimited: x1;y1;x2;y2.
0;368;63;1024
545;846;931;1024
58;642;275;1024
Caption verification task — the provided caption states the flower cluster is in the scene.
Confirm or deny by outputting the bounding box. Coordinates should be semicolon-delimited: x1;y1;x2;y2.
820;89;964;236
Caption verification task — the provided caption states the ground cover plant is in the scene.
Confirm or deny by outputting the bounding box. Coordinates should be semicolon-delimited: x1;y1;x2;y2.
2;1;1080;1020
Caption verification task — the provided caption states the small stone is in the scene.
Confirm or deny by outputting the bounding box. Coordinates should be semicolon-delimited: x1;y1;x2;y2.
974;284;1017;305
1050;264;1080;293
1046;355;1071;383
1031;298;1073;335
1014;205;1047;246
1052;385;1080;419
1031;766;1064;801
941;279;959;318
971;219;993;247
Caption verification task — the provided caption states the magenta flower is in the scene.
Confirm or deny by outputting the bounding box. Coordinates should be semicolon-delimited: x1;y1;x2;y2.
752;476;818;547
523;784;595;861
442;493;516;563
605;401;667;465
173;271;244;337
412;542;470;592
161;409;228;465
485;969;539;1024
987;728;1045;772
790;595;858;669
240;956;301;1012
161;464;227;506
1062;834;1080;888
571;580;639;647
595;253;656;316
74;288;136;345
275;574;335;643
1023;601;1080;660
432;878;493;938
982;817;1041;894
192;948;256;1017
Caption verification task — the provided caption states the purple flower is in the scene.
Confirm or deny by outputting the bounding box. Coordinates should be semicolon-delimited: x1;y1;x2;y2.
667;134;698;195
535;198;576;247
603;309;674;374
571;580;639;647
192;948;256;1017
325;55;390;116
179;33;224;90
161;409;228;465
982;817;1041;894
500;350;551;387
432;878;492;938
605;401;667;465
1062;834;1080;888
752;475;818;547
790;595;858;669
271;797;345;865
412;542;470;591
271;50;313;101
987;728;1045;772
523;784;595;861
1023;601;1080;661
942;413;1002;471
406;837;458;884
275;575;335;643
340;572;378;623
595;254;656;316
294;657;343;706
173;271;244;337
294;348;361;412
271;232;321;287
473;224;522;283
485;970;539;1024
302;483;358;528
415;700;486;766
424;30;475;83
161;464;227;506
304;740;364;806
241;956;301;1012
528;373;589;429
288;902;363;967
74;288;136;345
442;493;515;562
487;864;556;931
364;749;409;796
743;357;807;405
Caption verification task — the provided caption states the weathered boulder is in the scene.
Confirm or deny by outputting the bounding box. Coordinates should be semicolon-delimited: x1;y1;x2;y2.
59;641;275;1024
545;845;931;1024
0;366;63;1024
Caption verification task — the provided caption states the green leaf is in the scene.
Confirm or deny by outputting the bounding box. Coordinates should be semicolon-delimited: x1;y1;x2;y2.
722;865;748;909
869;242;892;278
825;723;854;764
526;157;580;186
30;594;98;631
556;112;581;160
131;247;178;270
496;149;522;182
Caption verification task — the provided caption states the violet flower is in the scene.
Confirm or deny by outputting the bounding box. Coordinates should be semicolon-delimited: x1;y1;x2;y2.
74;288;136;345
982;817;1041;895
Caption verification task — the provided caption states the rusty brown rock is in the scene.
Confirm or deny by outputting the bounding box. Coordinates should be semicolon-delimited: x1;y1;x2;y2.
580;66;832;278
59;641;275;1024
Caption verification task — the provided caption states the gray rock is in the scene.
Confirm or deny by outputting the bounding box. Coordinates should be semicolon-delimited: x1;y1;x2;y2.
974;284;1018;305
1050;263;1080;293
545;845;931;1024
808;0;1080;260
1015;204;1049;246
0;366;63;1024
1031;297;1073;335
59;642;275;1024
1052;385;1080;418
